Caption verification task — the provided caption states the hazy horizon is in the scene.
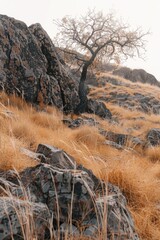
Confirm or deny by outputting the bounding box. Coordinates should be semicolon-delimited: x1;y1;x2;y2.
0;0;160;80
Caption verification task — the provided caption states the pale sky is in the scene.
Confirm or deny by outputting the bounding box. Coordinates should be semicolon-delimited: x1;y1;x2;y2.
0;0;160;80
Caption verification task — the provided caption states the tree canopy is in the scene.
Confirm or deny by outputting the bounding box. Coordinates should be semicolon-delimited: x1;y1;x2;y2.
54;9;148;114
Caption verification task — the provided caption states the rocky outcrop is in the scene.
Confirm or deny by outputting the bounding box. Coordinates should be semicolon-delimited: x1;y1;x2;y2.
113;67;160;87
90;81;160;115
63;116;99;129
0;15;79;113
64;117;144;149
0;144;139;239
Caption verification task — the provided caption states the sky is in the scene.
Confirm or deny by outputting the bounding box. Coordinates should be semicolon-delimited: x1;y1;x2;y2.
0;0;160;80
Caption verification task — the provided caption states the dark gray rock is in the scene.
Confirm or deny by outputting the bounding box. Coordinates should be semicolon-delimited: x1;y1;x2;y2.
3;164;98;227
104;140;125;149
0;145;139;239
86;99;112;119
100;130;144;148
58;222;79;238
20;147;44;161
0;198;50;240
146;128;160;146
36;143;102;192
0;15;79;113
96;194;139;240
63;116;99;129
100;130;128;145
36;144;76;169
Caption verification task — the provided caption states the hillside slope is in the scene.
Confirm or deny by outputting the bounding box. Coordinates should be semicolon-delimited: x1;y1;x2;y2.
0;75;160;239
90;72;160;114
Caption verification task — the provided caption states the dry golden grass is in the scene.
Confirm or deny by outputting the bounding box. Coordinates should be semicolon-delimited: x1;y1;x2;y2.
145;146;160;163
96;71;160;98
131;206;160;240
0;133;36;170
0;91;160;239
102;103;160;138
31;108;63;130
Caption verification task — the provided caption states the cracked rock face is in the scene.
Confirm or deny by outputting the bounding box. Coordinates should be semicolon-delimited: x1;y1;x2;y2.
0;144;139;239
0;198;50;240
0;15;79;113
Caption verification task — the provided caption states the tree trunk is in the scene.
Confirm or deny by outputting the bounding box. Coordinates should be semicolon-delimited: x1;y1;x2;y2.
74;57;95;114
80;64;88;82
74;63;89;114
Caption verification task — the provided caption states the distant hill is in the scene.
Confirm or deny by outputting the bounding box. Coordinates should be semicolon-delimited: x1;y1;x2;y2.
57;47;160;87
112;67;160;87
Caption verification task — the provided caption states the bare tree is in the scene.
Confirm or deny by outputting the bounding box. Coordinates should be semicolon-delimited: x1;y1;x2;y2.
54;9;148;114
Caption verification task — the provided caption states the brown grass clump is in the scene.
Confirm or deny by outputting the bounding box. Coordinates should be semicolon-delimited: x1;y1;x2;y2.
11;121;37;148
146;146;160;163
30;110;63;130
0;92;32;111
108;166;159;208
0;133;36;171
131;206;160;240
69;125;104;147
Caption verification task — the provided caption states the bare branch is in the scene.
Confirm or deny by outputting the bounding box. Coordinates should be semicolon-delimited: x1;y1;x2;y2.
53;9;148;83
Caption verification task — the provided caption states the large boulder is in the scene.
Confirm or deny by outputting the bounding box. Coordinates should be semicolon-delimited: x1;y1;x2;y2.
0;144;139;239
0;15;79;113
